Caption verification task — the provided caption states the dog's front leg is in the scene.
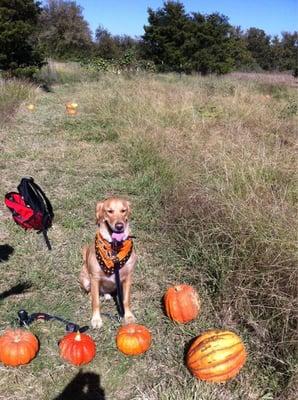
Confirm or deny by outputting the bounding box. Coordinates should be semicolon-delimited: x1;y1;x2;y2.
90;277;103;329
122;273;135;324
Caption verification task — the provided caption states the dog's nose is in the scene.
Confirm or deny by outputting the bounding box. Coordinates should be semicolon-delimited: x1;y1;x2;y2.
115;222;124;232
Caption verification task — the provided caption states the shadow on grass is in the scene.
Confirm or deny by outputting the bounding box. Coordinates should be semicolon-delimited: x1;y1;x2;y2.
40;83;54;93
54;371;106;400
0;281;32;300
0;244;14;262
183;336;199;367
160;294;166;317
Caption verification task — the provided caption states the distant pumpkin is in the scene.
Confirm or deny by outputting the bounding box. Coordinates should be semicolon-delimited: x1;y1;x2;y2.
116;324;152;356
164;284;200;323
186;330;247;383
27;104;35;111
65;102;78;115
59;331;96;365
0;329;39;366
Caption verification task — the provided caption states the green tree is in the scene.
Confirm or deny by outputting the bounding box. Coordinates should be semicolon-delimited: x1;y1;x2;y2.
187;12;242;74
244;28;272;70
278;31;298;71
228;26;255;71
38;0;92;59
270;32;298;72
142;1;191;72
115;35;140;59
94;26;138;60
270;35;282;70
142;1;252;74
94;26;117;59
94;25;140;66
0;0;44;74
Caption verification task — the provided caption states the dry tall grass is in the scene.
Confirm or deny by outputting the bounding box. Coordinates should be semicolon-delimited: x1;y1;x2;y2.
92;74;297;394
74;72;297;394
228;71;297;87
0;79;35;124
35;60;99;84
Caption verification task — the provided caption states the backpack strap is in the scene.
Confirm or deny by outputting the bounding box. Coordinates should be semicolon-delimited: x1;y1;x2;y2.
18;177;54;224
18;177;54;250
41;230;52;251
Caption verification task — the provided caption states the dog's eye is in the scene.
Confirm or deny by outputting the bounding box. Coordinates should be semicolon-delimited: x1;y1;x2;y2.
107;209;114;214
121;209;127;213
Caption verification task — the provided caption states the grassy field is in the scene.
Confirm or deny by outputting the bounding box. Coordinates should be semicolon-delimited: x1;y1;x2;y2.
0;68;297;400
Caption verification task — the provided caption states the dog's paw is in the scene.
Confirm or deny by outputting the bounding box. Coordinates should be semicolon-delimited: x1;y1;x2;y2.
91;314;103;329
123;311;136;325
103;293;112;301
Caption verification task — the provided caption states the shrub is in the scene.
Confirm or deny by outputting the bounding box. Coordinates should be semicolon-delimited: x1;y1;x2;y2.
0;78;35;123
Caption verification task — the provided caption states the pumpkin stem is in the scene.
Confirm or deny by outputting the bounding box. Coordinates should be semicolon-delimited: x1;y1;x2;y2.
75;332;81;341
13;334;21;343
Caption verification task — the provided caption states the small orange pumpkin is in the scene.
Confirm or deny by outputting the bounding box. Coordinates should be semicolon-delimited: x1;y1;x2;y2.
0;328;39;366
164;284;200;323
116;324;152;356
27;104;35;111
65;102;78;115
59;331;96;366
186;330;247;383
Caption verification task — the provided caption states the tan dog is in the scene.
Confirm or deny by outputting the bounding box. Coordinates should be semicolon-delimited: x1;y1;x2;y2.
79;197;137;329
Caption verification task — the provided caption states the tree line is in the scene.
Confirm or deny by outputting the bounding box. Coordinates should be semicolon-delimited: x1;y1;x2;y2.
0;0;297;77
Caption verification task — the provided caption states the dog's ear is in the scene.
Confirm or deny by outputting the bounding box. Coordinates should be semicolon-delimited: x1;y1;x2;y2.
126;200;131;217
95;201;105;224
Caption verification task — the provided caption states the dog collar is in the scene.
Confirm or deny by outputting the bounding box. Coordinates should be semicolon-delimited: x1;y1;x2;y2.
95;232;133;276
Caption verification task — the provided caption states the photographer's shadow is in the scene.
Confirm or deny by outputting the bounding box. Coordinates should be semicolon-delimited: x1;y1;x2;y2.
54;370;105;400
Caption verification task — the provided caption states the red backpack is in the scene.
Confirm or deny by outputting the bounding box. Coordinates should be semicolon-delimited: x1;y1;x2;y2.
5;177;54;250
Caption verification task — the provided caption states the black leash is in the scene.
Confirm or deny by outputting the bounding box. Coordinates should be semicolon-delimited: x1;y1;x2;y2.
17;309;89;333
112;239;125;319
114;261;125;318
38;229;52;250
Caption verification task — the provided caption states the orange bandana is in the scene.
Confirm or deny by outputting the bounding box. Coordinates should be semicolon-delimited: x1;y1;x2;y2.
95;232;133;276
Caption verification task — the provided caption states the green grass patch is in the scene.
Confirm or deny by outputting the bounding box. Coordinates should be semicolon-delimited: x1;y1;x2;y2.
62;116;119;142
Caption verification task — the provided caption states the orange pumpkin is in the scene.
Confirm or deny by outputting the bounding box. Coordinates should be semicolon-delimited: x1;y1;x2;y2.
27;104;35;111
65;102;78;115
59;331;96;366
0;329;39;366
186;330;247;383
116;324;152;356
164;284;200;323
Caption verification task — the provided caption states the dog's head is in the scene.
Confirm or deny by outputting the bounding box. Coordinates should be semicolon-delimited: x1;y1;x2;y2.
95;197;131;234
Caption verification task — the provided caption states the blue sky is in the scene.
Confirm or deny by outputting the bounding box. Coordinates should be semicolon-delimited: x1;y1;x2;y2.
75;0;297;38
